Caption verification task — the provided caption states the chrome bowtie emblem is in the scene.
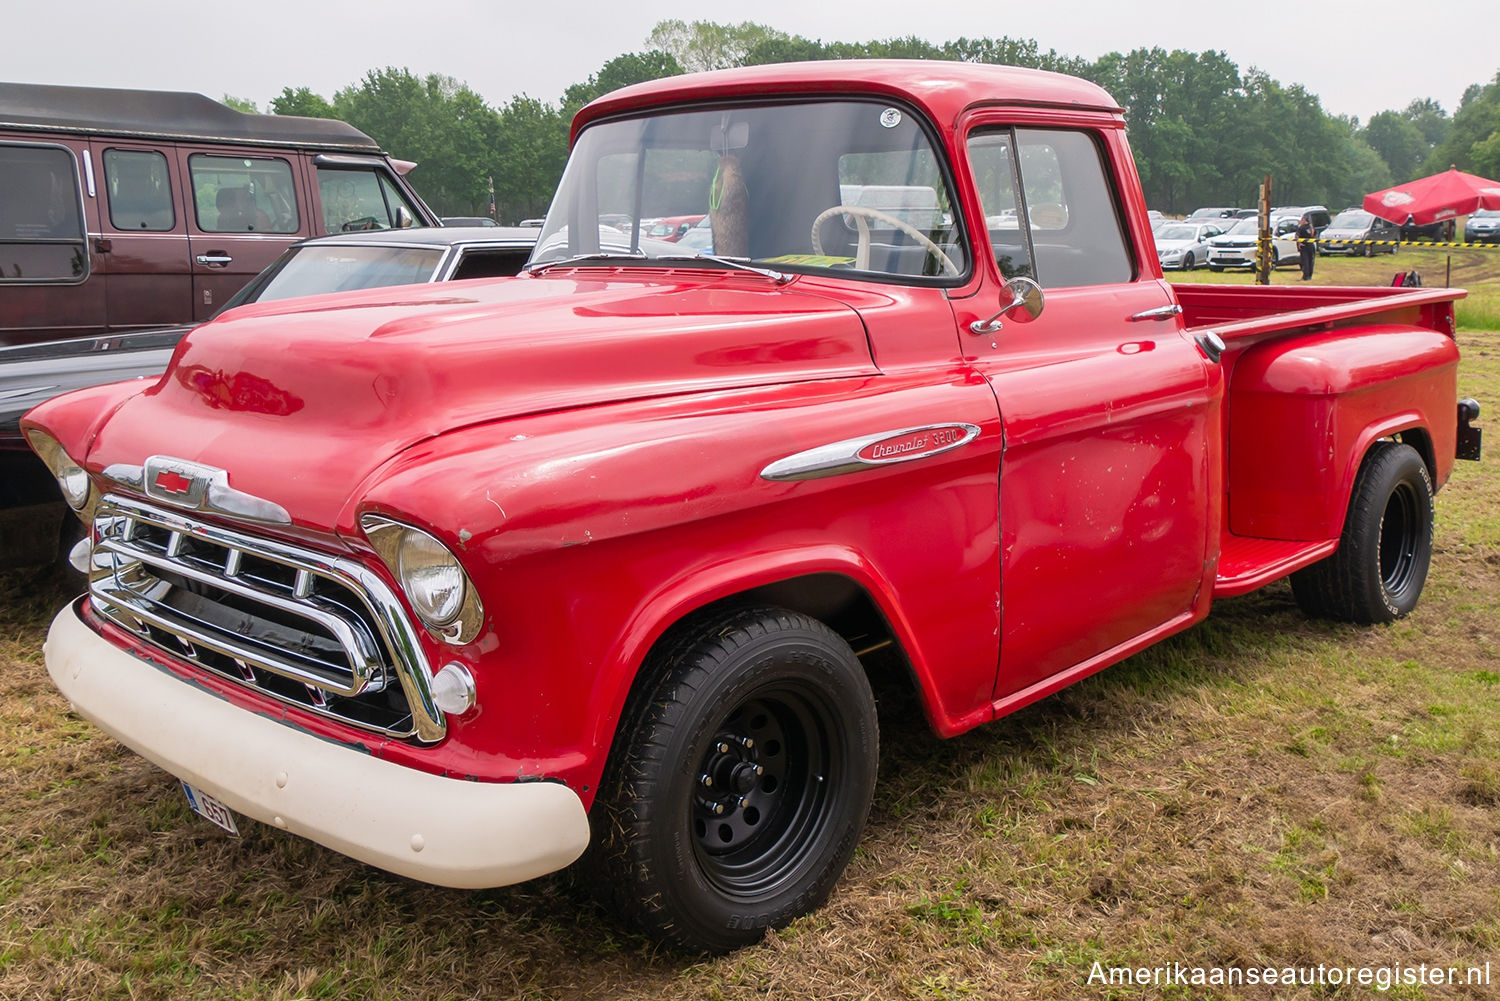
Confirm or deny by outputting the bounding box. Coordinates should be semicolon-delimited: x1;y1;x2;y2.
154;469;195;495
101;455;291;525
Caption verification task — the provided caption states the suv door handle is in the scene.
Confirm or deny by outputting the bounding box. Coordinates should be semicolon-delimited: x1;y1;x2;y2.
195;254;233;267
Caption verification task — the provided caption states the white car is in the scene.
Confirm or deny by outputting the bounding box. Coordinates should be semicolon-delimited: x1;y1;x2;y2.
1153;221;1224;271
1205;215;1302;271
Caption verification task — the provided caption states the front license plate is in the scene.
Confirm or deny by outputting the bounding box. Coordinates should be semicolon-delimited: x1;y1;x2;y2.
180;780;240;836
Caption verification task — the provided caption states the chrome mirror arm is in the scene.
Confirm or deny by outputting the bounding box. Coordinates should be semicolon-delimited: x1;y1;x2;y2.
969;277;1045;335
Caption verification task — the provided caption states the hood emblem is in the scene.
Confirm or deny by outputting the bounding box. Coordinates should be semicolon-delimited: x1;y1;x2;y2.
101;456;291;525
154;469;195;495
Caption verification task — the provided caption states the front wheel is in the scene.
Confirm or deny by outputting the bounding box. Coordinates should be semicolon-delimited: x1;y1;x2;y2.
1290;441;1433;623
1182;252;1196;271
591;606;879;952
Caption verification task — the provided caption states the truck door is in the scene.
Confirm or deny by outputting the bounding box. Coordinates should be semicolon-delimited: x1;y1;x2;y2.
181;150;308;319
957;124;1221;702
92;142;192;332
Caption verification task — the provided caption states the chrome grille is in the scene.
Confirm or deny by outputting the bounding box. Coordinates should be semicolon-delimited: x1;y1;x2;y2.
88;496;449;743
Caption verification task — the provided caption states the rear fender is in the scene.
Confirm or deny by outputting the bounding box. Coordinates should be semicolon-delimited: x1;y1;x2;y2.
1227;324;1457;541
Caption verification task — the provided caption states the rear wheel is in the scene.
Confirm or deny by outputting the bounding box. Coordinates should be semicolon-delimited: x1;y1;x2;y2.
1290;442;1433;623
591;606;878;952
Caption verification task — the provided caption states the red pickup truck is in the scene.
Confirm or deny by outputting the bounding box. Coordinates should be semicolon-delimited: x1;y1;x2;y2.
24;61;1483;952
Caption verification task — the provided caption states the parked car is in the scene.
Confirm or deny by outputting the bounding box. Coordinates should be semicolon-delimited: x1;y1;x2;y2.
1;226;537;570
644;214;706;242
0;82;439;350
516;218;546;228
26;60;1480;955
1153;220;1224;270
1206;214;1302;271
1186;206;1239;220
1464;209;1500;244
1317;209;1400;256
441;216;500;227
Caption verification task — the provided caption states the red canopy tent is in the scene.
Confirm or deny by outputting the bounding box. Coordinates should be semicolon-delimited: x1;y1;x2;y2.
1363;167;1500;226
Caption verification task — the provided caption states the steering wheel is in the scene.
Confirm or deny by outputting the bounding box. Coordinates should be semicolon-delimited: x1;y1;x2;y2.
810;204;961;276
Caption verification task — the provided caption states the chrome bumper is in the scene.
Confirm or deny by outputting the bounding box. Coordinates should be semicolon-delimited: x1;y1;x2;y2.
44;601;590;888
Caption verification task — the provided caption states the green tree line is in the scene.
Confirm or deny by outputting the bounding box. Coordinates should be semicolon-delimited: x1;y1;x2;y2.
229;20;1500;220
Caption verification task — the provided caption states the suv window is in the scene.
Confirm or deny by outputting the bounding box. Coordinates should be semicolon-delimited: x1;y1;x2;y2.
189;154;299;233
0;143;87;282
104;149;174;231
318;167;419;233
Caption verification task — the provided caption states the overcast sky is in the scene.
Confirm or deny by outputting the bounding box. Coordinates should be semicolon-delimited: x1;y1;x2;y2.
8;1;1497;126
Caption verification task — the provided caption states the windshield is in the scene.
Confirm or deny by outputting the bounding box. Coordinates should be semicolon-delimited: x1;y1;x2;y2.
1330;210;1372;229
1157;225;1201;241
1472;209;1500;219
1225;218;1260;235
222;244;445;309
531;100;968;281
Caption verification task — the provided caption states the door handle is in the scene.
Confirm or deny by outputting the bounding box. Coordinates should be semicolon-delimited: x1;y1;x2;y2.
195;254;233;267
1128;303;1183;322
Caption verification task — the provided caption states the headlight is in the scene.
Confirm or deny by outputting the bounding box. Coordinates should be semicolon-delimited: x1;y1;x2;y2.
397;530;465;626
23;428;96;516
361;515;484;644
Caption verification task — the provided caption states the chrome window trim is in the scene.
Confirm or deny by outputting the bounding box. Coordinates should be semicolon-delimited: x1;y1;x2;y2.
88;495;449;742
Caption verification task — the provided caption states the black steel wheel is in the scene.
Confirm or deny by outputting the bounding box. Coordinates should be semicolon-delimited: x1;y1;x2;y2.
1291;441;1434;623
591;606;878;952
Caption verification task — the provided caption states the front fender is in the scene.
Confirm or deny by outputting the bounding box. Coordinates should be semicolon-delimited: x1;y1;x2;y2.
346;373;1004;803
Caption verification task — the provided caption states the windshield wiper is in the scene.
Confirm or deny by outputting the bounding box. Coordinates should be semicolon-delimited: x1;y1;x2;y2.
523;251;648;275
654;253;790;284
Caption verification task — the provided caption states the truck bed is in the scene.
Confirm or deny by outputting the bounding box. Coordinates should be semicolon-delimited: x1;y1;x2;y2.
1172;283;1467;595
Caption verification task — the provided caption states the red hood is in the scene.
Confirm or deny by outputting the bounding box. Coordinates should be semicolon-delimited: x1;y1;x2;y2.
87;271;873;533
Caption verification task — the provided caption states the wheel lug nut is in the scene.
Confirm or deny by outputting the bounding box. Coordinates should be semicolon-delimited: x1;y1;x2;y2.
753;764;764;776
700;774;713;788
716;741;730;754
714;802;726;816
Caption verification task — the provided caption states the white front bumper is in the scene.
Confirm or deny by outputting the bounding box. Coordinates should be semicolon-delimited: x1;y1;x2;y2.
44;601;590;888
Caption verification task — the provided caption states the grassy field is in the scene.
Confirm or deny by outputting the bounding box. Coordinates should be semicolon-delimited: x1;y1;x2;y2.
2;251;1498;1000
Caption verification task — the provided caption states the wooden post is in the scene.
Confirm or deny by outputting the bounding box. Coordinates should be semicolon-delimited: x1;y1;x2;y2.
1256;174;1272;286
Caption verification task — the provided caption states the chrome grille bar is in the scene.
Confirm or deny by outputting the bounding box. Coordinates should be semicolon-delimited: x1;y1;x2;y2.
87;495;450;743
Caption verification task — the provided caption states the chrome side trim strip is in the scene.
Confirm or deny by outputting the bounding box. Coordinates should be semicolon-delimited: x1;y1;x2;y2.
760;423;982;482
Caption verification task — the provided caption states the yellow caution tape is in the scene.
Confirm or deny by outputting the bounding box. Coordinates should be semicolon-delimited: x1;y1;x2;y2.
1301;237;1500;250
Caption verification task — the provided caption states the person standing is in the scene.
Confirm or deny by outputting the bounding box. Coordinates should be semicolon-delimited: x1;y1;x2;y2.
1296;214;1316;281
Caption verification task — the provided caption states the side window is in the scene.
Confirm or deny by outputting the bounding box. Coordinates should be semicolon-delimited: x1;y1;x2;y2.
104;149;174;231
1015;129;1132;288
965;131;1034;280
189;154;299;233
0;143;87;282
318;167;416;233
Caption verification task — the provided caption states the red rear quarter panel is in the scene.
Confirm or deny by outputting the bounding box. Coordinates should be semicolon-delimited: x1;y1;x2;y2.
1228;324;1459;540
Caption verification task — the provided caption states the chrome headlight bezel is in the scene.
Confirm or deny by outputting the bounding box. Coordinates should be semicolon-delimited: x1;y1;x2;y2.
23;428;98;521
361;515;484;646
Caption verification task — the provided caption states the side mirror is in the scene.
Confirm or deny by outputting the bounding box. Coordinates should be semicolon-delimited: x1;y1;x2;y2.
394;205;414;229
970;276;1044;335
